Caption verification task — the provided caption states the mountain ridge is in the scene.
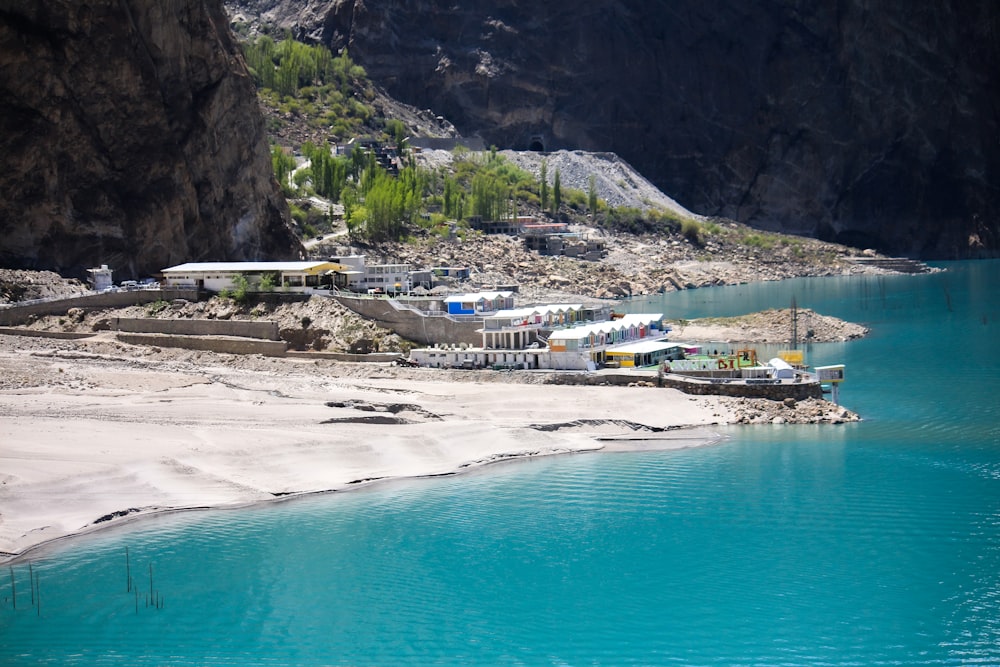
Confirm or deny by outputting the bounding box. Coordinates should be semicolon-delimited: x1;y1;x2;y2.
0;0;303;278
232;0;1000;259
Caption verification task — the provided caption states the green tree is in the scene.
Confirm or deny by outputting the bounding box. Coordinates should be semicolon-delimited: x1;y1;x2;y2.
302;142;349;201
471;172;512;222
553;167;562;213
271;145;297;196
385;118;407;146
221;273;251;304
539;159;549;212
258;272;277;292
588;174;598;214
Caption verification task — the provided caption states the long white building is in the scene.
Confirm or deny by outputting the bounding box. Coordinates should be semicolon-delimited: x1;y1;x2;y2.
409;309;670;370
160;261;346;293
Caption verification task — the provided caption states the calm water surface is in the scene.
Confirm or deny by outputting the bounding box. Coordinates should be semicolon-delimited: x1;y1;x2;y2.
1;260;998;666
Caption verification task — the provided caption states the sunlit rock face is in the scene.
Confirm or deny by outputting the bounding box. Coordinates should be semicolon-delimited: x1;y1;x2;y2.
0;0;302;277
240;0;998;258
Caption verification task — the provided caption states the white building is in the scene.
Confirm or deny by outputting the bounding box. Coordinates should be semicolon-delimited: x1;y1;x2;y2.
327;255;411;294
409;309;668;370
87;265;114;291
363;262;411;294
160;261;346;293
327;255;366;291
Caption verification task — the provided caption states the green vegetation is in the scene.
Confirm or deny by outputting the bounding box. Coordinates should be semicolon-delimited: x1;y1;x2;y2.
681;219;702;245
742;232;776;249
241;34;782;254
539;159;549;211
243;34;374;139
301;141;350;201
271;145;297;197
348;165;426;241
145;299;169;316
220;274;251;304
553;167;562;213
258;272;278;292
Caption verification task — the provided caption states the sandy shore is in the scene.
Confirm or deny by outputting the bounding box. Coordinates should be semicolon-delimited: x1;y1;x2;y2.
0;336;734;560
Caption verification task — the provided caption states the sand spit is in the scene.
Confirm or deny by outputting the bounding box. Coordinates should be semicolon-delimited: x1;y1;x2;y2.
0;336;738;560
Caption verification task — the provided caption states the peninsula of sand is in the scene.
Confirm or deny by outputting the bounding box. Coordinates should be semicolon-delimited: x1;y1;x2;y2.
0;324;867;562
0;257;877;565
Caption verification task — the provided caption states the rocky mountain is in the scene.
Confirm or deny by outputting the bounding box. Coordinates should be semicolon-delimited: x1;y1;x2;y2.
231;0;1000;259
0;0;303;279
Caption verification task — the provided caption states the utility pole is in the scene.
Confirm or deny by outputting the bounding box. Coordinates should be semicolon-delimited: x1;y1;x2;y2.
790;296;798;350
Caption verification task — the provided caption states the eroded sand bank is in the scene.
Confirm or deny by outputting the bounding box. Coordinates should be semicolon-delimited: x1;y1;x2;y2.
0;341;732;559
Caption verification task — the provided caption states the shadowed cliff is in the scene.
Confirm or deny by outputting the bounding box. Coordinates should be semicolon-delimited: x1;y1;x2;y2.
0;0;302;278
241;0;999;259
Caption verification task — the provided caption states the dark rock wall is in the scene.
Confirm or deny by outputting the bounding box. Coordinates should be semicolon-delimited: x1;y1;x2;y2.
0;0;302;278
264;0;998;259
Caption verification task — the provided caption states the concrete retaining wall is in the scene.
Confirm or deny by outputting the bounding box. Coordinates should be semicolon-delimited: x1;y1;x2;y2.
285;350;401;363
330;295;482;345
0;289;200;326
111;318;279;340
115;333;287;357
659;374;823;400
540;370;823;398
0;327;95;340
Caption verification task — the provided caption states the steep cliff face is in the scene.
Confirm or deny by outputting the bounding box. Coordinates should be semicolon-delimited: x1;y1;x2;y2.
240;0;999;259
0;0;302;278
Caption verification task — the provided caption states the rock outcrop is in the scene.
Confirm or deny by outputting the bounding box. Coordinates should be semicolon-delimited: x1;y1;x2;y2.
0;0;303;278
234;0;1000;259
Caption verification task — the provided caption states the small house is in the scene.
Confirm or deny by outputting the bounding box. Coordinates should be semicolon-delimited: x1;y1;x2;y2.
444;291;515;315
87;265;114;292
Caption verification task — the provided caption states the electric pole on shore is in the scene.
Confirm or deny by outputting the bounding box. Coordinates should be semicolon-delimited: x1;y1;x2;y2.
790;296;798;350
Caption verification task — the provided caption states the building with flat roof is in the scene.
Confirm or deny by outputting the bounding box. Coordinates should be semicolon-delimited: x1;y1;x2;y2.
408;308;668;370
161;261;346;293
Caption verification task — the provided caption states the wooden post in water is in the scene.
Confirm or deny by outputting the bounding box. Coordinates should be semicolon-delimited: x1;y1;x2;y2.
28;562;33;606
9;565;15;610
790;296;798;350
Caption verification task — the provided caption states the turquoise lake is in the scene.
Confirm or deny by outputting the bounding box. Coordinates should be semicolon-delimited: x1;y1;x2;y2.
1;259;998;665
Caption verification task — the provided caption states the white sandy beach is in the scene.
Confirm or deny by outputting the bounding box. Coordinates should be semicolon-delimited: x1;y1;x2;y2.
0;337;733;559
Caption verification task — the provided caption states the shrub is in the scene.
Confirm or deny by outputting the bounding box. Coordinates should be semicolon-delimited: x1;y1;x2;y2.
681;219;702;245
743;233;775;249
220;274;251;304
145;300;169;316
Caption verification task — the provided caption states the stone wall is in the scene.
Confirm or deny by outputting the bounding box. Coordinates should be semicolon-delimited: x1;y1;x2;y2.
0;289;200;326
115;333;287;357
0;327;94;340
111;317;279;340
285;350;401;363
331;295;482;345
658;374;823;400
543;370;823;399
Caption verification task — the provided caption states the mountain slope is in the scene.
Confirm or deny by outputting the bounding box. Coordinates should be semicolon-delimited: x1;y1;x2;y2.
233;0;1000;259
0;0;303;278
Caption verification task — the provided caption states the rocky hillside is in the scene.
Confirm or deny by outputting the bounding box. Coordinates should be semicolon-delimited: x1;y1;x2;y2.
233;0;1000;260
0;0;303;279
